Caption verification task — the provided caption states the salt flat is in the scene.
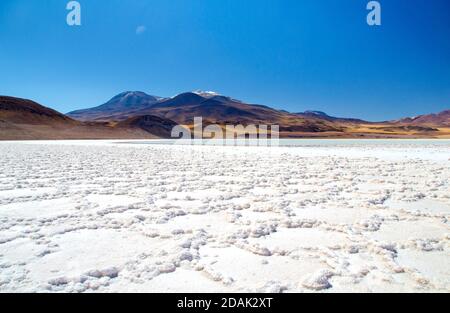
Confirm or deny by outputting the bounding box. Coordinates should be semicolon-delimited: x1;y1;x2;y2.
0;140;449;293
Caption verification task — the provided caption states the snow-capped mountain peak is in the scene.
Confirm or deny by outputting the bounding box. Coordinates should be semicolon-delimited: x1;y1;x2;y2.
192;90;221;98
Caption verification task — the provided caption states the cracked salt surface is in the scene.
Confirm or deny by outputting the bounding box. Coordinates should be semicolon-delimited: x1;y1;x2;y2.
0;140;449;292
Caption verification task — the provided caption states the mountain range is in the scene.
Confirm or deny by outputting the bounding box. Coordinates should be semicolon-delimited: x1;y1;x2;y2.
1;91;449;140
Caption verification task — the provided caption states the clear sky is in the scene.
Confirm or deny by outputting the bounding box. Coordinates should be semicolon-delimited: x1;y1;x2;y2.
0;0;449;121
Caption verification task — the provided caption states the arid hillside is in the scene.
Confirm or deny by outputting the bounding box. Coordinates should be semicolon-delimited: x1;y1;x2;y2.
1;94;449;139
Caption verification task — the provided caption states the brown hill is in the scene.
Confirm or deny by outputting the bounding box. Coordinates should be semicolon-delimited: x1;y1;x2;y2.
393;110;450;126
0;96;73;125
116;115;179;138
0;96;162;140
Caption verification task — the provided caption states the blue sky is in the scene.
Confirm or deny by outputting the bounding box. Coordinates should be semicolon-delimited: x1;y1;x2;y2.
0;0;449;121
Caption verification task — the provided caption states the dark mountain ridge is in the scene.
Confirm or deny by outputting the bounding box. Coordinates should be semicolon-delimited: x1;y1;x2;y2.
2;92;449;139
68;91;162;121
